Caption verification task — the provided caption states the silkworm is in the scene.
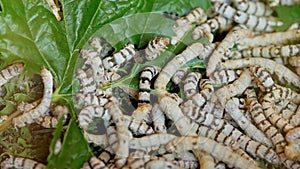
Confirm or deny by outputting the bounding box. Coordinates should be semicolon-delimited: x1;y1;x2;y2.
144;37;170;60
198;153;215;169
125;150;151;169
175;7;207;27
46;0;61;21
245;89;300;168
12;68;53;128
171;68;188;85
233;11;282;32
123;115;154;135
198;79;214;102
183;72;201;99
163;11;180;20
213;2;237;21
104;98;132;167
206;28;253;76
1;155;46;169
83;131;108;147
154;43;204;95
249;66;275;92
198;43;216;61
130;134;176;152
192;15;233;40
220;58;300;88
150;103;167;133
166;136;261;169
132;66;160;122
209;69;241;86
82;156;107;169
76;69;97;95
0;62;24;87
237;29;300;47
238;44;300;59
225;98;273;147
232;0;273;16
35;105;68;128
159;94;197;135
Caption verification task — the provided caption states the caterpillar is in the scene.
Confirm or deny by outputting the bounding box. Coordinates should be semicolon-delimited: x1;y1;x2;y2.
232;0;273;16
225;98;273;147
154;43;204;95
171;68;188;85
162;11;180;20
237;29;300;47
1;155;46;169
183;72;201;99
172;8;207;44
245;89;300;169
206;28;253;76
132;66;160;122
102;43;136;71
12;68;53;128
249;65;275;92
233;11;282;32
192;15;233;40
123;115;154;135
209;69;241;86
0;62;24;87
182;100;279;163
220;58;300;88
144;37;170;61
76;69;97;95
130;134;176;152
145;159;182;169
198;153;215;169
288;56;300;67
78;105;111;130
166;136;261;169
237;44;300;59
159;94;198;135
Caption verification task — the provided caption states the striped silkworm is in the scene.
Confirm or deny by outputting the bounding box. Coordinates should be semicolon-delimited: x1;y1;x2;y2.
150;103;167;133
79;49;105;85
206;28;253;76
210;69;252;112
129;134;176;152
162;11;180;20
175;7;207;27
237;44;300;59
75;92;109;108
1;155;46;169
144;37;170;60
171;68;188;85
104;97;132;167
132;66;160;122
12;68;53;128
245;89;300;169
154;43;204;95
102;43;136;71
225;98;273;147
145;159;182;169
0;62;24;87
88;36;112;56
249;65;275;92
183;72;201;99
198;79;214;102
183;99;279;163
192;15;233;40
124;150;150;169
237;29;300;47
198;43;216;61
209;69;241;86
232;0;273;16
213;2;282;32
220;58;300;88
159;94;198;135
166;136;261;169
123;115;154;135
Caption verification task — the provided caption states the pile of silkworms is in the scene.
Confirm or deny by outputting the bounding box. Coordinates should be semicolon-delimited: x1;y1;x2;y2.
1;0;300;168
